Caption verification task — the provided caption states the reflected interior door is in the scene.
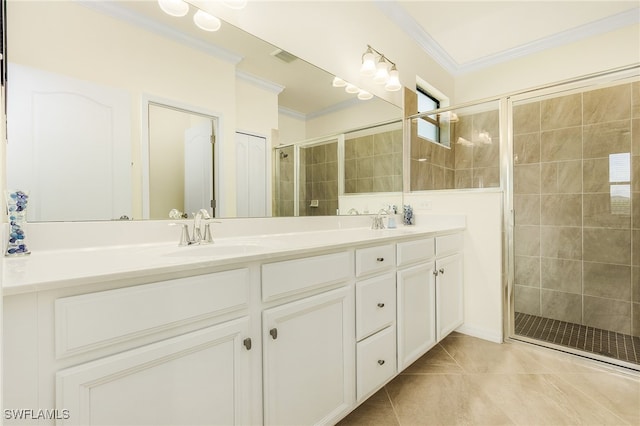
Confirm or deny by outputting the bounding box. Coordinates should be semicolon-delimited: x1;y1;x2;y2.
184;121;214;217
6;63;131;221
236;133;266;217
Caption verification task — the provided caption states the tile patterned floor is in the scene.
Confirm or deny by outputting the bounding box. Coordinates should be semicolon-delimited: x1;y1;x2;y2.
338;332;640;426
514;312;640;365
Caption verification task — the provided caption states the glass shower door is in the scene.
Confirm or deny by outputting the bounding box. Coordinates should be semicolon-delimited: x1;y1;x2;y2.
511;79;639;368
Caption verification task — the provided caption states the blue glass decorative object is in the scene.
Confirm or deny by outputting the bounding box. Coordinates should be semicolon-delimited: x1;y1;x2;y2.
5;190;31;256
403;204;414;226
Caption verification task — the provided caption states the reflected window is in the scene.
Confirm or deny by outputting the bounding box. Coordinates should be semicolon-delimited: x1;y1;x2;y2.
609;153;631;215
417;87;440;143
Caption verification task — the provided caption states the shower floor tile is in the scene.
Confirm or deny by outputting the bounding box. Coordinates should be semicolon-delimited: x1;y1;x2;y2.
515;312;640;365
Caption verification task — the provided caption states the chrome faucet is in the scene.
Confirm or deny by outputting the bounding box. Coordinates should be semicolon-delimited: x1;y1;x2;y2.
371;208;390;230
178;209;218;246
346;208;359;215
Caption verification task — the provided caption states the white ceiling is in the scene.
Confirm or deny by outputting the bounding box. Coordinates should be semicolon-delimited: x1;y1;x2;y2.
382;1;639;74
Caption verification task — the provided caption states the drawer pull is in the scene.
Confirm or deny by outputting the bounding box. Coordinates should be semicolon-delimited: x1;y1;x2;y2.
269;328;278;340
377;359;385;366
439;268;445;275
376;257;385;262
243;338;252;350
377;302;385;308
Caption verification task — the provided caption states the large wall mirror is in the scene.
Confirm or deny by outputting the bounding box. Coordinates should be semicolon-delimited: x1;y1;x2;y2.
5;0;402;222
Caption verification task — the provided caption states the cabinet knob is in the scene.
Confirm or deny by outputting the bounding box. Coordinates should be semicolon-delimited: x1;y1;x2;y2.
376;257;384;262
377;359;385;366
243;337;252;350
377;302;385;308
269;328;278;340
439;268;445;275
433;270;439;276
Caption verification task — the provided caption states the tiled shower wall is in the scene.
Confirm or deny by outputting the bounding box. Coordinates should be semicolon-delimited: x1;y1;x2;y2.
344;129;403;194
514;81;640;337
274;145;295;217
301;142;338;216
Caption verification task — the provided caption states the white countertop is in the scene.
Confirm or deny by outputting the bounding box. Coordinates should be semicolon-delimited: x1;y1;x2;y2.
2;222;464;296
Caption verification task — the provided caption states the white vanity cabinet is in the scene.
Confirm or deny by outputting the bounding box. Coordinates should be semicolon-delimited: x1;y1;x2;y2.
435;234;464;342
261;252;355;426
354;245;397;401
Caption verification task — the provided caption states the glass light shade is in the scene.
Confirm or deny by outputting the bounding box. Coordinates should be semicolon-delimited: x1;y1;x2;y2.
194;10;222;31
158;0;189;17
222;0;247;9
332;76;347;87
345;84;359;94
384;68;401;91
357;90;373;100
360;52;376;77
373;59;389;84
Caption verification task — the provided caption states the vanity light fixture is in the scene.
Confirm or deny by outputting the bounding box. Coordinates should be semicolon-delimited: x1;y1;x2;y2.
158;0;245;32
359;45;401;92
345;83;360;94
357;89;373;100
332;76;347;87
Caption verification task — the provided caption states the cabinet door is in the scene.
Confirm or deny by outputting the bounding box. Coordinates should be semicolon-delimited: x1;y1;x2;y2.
263;286;355;426
397;263;436;370
56;318;252;426
436;253;464;341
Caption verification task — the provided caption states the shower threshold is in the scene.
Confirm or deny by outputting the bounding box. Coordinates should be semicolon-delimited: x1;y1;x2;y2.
514;312;640;366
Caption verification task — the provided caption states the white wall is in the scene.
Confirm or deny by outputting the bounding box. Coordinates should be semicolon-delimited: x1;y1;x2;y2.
277;113;307;145
405;191;504;343
455;24;640;103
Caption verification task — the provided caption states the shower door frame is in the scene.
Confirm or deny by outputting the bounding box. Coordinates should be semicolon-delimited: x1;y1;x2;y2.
503;66;640;371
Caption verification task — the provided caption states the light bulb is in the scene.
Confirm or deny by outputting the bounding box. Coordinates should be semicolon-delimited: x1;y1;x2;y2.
222;0;247;9
332;76;347;87
345;84;359;94
357;90;373;100
158;0;189;17
373;58;389;84
194;10;221;31
384;66;401;91
360;50;376;77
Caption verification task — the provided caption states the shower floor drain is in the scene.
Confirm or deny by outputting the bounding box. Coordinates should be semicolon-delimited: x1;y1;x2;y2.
514;312;640;365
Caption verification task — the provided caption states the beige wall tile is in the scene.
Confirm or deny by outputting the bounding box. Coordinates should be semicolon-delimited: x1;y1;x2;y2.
583;296;631;334
514;133;541;164
583;228;631;265
540;194;582;226
633;302;640;337
541;257;582;294
583;120;631;159
540;226;582;260
632;81;640;118
515;225;541;256
541;289;582;323
514;101;541;134
583;158;612;193
583;84;632;124
514;164;540;194
515;285;541;315
541;93;582;131
515;255;541;287
583;193;631;228
631;119;639;155
540;126;582;162
583;262;631;301
541;161;582;194
514;194;540;225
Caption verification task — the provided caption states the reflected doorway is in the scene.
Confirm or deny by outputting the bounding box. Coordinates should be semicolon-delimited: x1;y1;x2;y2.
143;100;219;220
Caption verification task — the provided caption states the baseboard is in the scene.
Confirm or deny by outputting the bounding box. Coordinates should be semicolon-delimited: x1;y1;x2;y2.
455;324;503;343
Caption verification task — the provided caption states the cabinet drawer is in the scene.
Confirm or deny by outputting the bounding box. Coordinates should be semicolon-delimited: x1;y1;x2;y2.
436;233;463;257
356;326;397;401
355;244;395;277
356;273;396;341
397;238;435;267
262;251;352;302
55;269;249;359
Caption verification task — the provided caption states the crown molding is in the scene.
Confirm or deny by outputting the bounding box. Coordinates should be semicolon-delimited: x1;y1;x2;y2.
76;0;243;65
279;97;362;121
375;1;640;76
278;106;306;120
236;70;285;94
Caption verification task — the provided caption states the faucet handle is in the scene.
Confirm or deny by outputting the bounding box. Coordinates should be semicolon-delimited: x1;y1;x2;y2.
201;220;221;244
179;223;191;246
